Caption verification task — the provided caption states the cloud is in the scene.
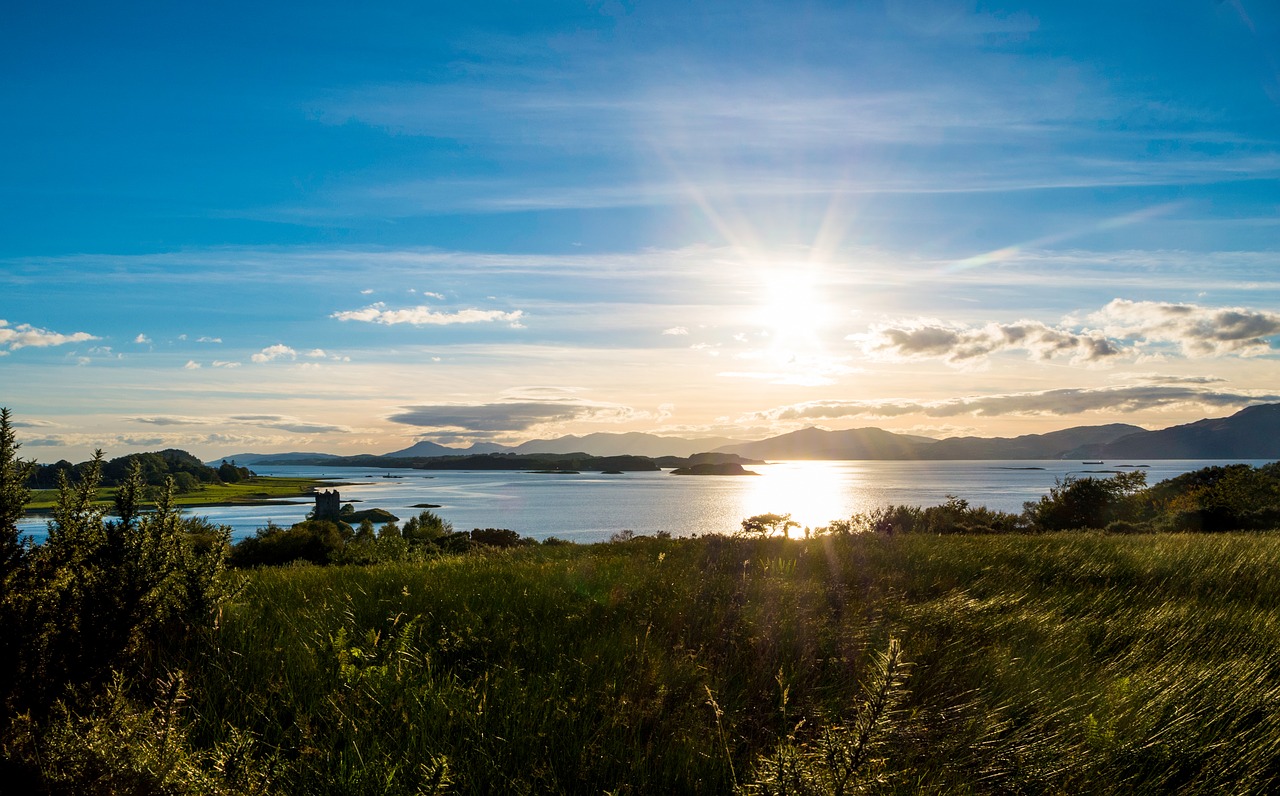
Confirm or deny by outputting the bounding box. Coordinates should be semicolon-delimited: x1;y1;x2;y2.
134;414;350;434
212;360;242;368
662;327;689;336
0;320;98;352
196;336;222;343
387;400;638;437
303;348;350;362
750;385;1280;422
332;303;524;327
854;300;1280;367
227;414;352;434
1088;299;1280;357
132;416;211;426
853;319;1122;366
183;360;201;369
134;334;151;344
10;418;58;428
251;344;297;363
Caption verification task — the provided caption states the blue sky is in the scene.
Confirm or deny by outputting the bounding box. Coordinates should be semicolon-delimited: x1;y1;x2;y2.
3;1;1279;460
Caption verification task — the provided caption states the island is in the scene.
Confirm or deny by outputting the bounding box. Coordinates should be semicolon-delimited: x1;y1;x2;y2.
669;462;760;476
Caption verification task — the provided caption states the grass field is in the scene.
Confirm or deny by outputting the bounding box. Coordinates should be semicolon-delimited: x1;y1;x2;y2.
181;531;1280;794
22;476;330;511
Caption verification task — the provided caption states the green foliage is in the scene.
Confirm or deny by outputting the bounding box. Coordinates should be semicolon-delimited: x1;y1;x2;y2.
228;520;349;568
1024;471;1147;531
739;639;913;795
2;673;272;795
0;407;35;581
0;415;234;793
402;509;452;543
469;527;531;548
217;460;253;484
28;448;252;491
822;496;1025;536
741;513;800;538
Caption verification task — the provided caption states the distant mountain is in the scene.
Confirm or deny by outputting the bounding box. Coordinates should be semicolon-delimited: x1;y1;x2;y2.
509;432;743;458
213;405;1280;467
1067;404;1280;460
918;424;1145;460
383;433;739;458
384;440;478;458
714;427;926;460
203;451;343;466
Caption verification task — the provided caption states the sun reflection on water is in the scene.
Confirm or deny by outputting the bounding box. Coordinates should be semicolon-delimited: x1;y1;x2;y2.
736;461;868;534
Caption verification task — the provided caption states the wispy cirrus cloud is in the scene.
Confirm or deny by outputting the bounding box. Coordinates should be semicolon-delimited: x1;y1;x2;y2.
228;415;352;434
132;414;350;434
332;303;524;327
0;320;97;353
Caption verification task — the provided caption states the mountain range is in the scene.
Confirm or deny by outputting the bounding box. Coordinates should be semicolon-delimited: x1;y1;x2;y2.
212;404;1280;466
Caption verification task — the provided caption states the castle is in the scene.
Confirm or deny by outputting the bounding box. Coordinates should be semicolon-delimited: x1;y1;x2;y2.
314;489;342;521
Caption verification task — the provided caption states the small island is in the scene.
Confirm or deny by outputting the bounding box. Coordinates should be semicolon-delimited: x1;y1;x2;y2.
669;462;760;476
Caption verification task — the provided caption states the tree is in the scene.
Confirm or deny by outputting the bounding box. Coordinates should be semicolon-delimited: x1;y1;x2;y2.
0;407;35;579
1023;471;1147;531
740;513;800;539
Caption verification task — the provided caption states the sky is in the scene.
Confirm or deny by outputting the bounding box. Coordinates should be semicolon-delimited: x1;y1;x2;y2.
2;0;1279;462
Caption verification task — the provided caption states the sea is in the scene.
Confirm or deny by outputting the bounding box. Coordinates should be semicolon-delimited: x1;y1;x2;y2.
17;458;1276;544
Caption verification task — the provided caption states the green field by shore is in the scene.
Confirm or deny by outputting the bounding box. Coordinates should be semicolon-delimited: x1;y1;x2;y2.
22;476;332;512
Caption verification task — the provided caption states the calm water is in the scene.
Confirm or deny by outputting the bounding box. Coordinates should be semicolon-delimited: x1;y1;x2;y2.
18;459;1275;544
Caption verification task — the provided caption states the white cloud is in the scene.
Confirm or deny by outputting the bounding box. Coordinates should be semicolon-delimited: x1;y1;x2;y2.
0;319;98;352
134;333;151;344
196;336;222;343
854;299;1280;368
1088;299;1280;357
331;302;524;327
183;360;201;369
212;360;242;368
251;344;297;363
853;318;1121;366
663;326;689;335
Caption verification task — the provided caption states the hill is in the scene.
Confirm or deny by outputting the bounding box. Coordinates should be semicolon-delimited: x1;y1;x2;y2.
714;426;926;460
510;432;743;458
918;423;1144;460
1068;404;1280;459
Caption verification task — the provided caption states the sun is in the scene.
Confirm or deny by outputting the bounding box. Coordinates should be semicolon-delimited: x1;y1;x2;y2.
759;264;833;355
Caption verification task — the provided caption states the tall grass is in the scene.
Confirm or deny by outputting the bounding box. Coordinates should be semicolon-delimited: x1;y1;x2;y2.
171;533;1280;794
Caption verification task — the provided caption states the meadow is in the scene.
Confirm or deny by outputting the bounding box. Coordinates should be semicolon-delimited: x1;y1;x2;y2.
7;412;1280;793
170;531;1280;794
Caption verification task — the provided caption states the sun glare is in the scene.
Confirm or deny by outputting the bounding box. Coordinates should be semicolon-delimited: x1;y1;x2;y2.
738;461;852;534
760;266;832;353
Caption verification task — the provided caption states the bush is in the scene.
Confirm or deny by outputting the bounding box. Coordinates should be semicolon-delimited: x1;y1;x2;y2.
469;528;531;548
228;520;348;568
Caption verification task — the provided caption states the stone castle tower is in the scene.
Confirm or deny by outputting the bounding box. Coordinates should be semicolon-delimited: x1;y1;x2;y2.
314;489;342;521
